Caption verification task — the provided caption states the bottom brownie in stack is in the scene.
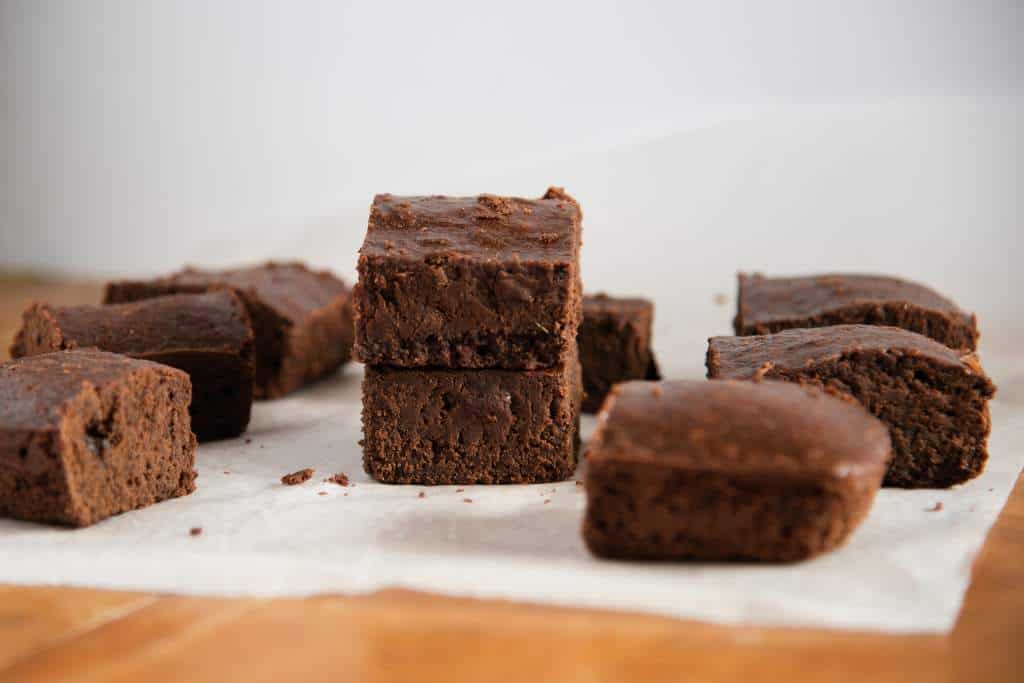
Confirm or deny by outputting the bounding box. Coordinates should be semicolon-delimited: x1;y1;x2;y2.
362;347;582;484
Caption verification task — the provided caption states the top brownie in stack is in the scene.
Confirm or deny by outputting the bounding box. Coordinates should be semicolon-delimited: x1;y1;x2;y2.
353;187;582;369
734;273;979;350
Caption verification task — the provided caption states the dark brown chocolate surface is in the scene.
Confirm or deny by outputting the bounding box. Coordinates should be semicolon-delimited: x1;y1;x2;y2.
362;346;582;484
707;325;996;488
734;273;979;350
104;262;353;398
11;291;254;441
579;294;660;412
353;188;582;369
0;350;197;527
583;379;889;562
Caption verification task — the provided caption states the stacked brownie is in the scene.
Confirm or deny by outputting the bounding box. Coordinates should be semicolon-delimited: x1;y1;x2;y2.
11;291;255;441
708;273;996;489
355;188;584;484
105;261;355;399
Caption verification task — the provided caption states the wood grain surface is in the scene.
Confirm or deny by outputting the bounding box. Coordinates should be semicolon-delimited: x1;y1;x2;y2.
0;279;1020;683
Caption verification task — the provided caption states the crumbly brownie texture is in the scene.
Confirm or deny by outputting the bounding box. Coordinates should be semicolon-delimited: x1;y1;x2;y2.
583;380;889;562
734;273;979;350
104;262;353;399
353;187;583;369
579;294;661;413
0;350;197;527
325;472;350;486
281;468;314;486
362;346;582;484
11;291;255;441
706;325;996;488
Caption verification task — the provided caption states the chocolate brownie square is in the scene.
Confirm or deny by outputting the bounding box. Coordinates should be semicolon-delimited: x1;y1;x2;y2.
583;380;889;562
734;273;979;350
579;294;661;412
362;346;582;484
11;291;254;441
0;350;197;527
105;261;353;398
707;325;996;488
353;188;582;369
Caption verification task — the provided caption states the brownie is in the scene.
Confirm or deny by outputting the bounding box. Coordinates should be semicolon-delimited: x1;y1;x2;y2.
579;294;661;412
583;380;889;562
362;346;582;484
353;187;583;369
104;261;353;399
707;325;996;488
10;291;254;441
0;350;197;527
734;273;979;350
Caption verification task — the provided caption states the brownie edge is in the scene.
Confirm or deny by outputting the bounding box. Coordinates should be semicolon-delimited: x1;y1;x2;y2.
707;325;996;488
353;188;583;369
735;272;979;350
579;294;660;413
11;291;255;441
362;346;582;484
104;261;353;399
583;380;889;562
0;350;197;527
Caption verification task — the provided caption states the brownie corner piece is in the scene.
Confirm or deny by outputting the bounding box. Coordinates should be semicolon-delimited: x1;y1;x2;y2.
579;293;660;413
583;380;889;562
353;188;582;369
104;261;354;398
707;325;996;488
11;291;255;441
0;350;197;527
734;272;979;350
362;347;582;484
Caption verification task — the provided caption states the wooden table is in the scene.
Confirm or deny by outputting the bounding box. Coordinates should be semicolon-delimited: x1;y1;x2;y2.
0;278;1020;683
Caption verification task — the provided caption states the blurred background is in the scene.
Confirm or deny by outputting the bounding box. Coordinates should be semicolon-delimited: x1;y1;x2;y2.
1;1;1021;355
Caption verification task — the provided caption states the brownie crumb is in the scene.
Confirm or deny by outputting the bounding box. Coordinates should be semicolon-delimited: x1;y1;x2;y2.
318;491;328;496
417;491;426;499
575;480;583;486
245;438;252;444
463;498;473;503
927;501;944;512
223;470;231;475
325;472;350;486
543;499;551;505
752;361;774;382
455;488;465;493
189;527;203;537
281;468;314;485
713;292;728;306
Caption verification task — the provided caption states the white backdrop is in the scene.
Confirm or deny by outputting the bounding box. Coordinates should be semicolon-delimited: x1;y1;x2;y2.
1;1;1021;330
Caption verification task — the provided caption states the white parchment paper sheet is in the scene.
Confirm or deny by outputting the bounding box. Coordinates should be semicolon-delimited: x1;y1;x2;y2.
1;358;1020;633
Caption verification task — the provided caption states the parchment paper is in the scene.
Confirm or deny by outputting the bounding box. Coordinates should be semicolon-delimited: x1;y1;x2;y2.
1;353;1020;633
